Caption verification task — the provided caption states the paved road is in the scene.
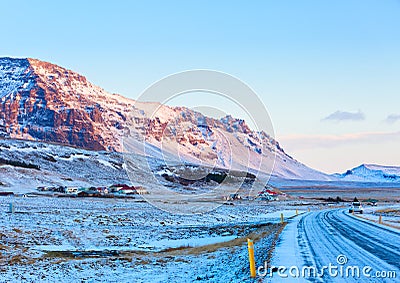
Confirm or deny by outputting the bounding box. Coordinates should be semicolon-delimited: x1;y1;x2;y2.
266;209;400;282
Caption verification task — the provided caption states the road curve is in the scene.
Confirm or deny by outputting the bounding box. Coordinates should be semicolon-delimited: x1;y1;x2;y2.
267;209;400;283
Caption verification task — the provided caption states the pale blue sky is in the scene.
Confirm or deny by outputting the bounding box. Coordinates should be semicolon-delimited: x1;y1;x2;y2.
1;0;400;173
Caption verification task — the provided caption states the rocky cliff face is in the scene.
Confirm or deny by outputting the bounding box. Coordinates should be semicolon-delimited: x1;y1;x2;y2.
0;57;330;180
0;57;132;150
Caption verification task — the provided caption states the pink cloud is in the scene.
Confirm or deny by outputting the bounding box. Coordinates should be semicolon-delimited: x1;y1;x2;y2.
279;131;400;151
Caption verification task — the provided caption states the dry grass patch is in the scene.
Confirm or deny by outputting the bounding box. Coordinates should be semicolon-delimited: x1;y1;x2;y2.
354;214;400;230
161;223;283;256
375;208;400;216
36;223;287;267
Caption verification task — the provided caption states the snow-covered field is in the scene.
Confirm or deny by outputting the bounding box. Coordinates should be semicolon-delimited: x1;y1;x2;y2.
1;139;400;282
0;190;398;282
0;196;307;282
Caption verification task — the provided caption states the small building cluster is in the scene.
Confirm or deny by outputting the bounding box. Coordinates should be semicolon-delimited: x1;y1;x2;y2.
257;185;285;201
222;185;286;202
37;184;148;197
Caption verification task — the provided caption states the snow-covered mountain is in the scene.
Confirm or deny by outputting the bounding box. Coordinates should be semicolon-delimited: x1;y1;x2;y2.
0;57;330;181
334;164;400;183
0;57;134;151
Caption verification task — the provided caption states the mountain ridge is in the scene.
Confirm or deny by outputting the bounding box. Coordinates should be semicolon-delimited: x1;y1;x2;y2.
0;57;331;180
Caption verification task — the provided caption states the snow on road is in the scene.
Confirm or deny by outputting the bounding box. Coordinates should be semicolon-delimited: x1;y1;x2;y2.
266;209;400;282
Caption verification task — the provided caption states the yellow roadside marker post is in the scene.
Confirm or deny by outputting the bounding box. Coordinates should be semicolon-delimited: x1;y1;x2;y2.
308;208;310;212
296;209;298;215
280;213;284;224
247;239;256;278
379;215;382;224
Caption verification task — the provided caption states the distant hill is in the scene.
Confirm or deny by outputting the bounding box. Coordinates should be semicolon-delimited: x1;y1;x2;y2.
333;164;400;183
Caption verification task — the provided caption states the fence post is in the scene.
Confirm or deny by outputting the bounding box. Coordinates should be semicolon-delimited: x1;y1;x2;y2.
247;239;256;278
9;203;14;214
